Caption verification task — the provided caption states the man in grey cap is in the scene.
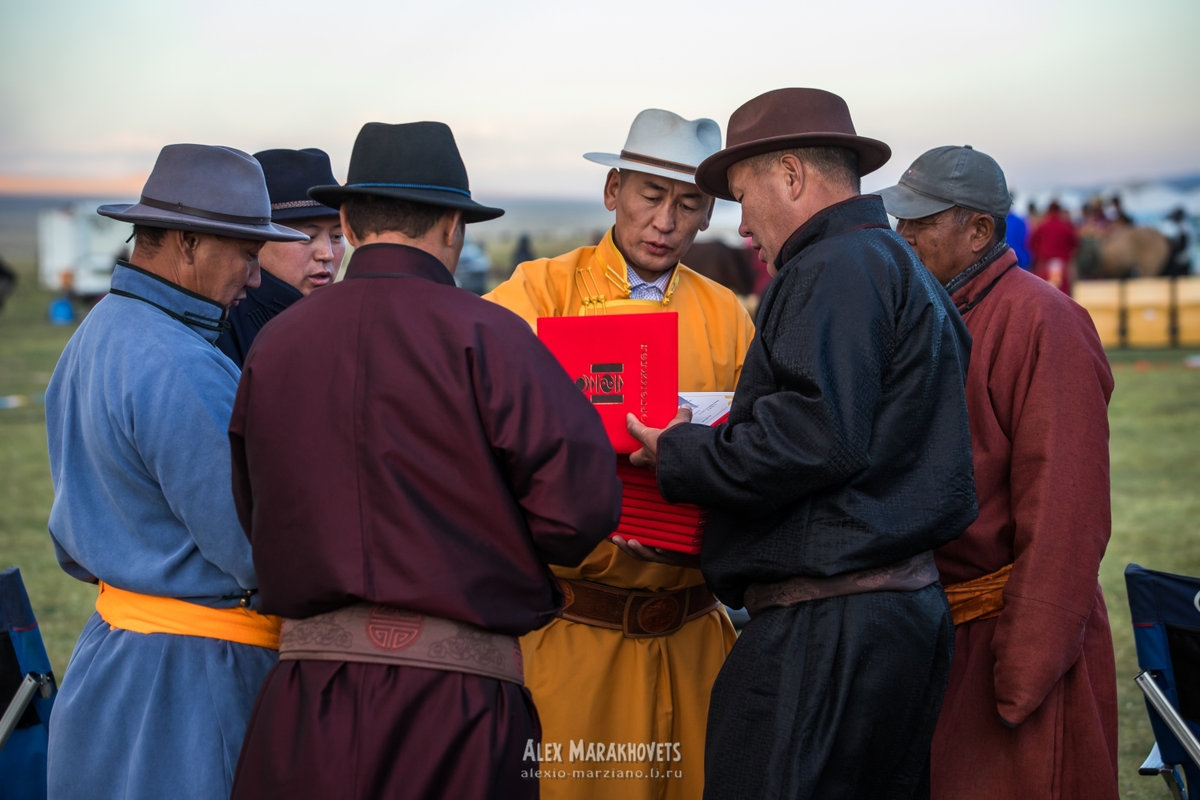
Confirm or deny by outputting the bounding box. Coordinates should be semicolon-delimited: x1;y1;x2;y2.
44;144;306;799
880;146;1119;800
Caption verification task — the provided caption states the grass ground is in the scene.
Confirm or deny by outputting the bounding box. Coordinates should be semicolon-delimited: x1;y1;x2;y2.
1;257;1197;797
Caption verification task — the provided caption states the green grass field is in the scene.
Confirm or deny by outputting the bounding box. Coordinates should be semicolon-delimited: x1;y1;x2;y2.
1;258;1198;798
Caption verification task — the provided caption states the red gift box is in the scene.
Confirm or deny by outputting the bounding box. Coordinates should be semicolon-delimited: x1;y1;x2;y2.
538;313;679;454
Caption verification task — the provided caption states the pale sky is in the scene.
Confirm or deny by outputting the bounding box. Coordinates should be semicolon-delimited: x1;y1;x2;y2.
1;0;1197;198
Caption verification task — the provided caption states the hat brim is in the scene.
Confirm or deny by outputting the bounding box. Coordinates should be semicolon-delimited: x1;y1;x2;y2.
877;183;955;220
308;185;504;224
694;133;892;201
97;203;309;242
270;203;341;222
583;153;701;188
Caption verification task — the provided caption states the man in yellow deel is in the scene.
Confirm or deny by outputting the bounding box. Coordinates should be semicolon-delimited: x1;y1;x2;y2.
485;109;754;800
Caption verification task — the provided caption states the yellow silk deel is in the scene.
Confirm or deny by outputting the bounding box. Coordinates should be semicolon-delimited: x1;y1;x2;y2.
486;229;754;799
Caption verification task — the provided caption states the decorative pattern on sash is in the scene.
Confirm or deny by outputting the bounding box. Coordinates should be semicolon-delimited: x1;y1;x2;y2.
942;563;1012;626
95;581;282;649
557;579;721;638
278;603;524;685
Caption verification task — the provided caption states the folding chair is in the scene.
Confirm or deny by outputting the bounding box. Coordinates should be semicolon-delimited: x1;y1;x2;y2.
1126;563;1200;799
0;567;57;800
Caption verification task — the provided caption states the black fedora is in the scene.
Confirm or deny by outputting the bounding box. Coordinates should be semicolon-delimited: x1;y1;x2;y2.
254;148;342;222
98;144;308;242
309;122;503;224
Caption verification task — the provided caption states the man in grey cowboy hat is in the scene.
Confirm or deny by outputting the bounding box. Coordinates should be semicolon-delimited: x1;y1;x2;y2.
216;147;346;367
44;143;307;800
228;121;620;800
880;146;1118;800
485;107;755;800
627;89;978;800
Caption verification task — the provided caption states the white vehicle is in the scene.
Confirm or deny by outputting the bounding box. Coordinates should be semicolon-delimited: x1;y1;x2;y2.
37;202;133;297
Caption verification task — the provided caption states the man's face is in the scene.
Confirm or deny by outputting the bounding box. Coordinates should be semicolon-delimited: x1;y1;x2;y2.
259;216;346;295
896;210;979;285
193;234;263;308
728;159;795;271
606;170;711;275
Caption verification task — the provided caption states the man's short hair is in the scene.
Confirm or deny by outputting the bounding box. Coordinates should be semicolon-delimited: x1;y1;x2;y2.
342;195;449;240
948;206;1007;243
132;224;169;253
748;146;861;194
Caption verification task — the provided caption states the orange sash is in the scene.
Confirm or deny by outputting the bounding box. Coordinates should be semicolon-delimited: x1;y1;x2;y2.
943;564;1012;626
96;581;282;650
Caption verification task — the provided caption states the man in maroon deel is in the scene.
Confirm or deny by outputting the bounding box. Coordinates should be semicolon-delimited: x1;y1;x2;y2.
882;146;1117;800
228;122;622;800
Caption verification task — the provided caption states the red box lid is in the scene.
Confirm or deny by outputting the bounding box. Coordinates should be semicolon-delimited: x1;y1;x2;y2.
538;313;679;453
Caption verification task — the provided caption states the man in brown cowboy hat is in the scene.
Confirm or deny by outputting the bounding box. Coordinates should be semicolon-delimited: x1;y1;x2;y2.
228;121;621;799
485;108;754;800
627;88;978;799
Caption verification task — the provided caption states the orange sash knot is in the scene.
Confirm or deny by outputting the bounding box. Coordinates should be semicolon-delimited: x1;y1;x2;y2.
95;581;282;650
943;564;1012;626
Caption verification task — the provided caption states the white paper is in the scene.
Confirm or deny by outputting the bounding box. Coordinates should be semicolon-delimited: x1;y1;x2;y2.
678;392;734;427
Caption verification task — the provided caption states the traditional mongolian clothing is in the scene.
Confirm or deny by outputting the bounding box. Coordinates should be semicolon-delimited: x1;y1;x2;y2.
229;243;621;799
45;261;278;800
656;196;977;800
930;247;1118;799
485;228;754;800
215;268;303;368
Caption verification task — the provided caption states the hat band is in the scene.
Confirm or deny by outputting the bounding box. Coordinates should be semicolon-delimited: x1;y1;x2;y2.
271;199;324;210
619;150;697;176
139;195;271;226
347;182;471;198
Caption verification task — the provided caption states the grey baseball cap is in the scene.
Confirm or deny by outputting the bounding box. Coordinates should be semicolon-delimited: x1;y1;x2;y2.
878;145;1011;220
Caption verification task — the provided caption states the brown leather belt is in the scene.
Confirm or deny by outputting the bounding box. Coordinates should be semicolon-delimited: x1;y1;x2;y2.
558;579;721;638
743;552;940;617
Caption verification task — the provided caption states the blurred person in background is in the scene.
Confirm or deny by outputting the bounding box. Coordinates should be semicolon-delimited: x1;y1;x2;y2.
1004;192;1030;268
485;108;754;800
0;254;16;311
1029;200;1078;293
882;145;1118;800
511;232;535;268
44;144;308;800
216;148;344;367
1161;206;1193;276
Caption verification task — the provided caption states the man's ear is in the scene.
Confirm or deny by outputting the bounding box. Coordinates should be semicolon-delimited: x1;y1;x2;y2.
176;230;201;265
442;209;465;246
699;196;715;233
973;214;996;253
778;154;806;201
603;169;621;212
339;207;361;248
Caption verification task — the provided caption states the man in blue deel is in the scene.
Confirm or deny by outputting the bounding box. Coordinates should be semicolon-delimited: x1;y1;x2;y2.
43;143;307;799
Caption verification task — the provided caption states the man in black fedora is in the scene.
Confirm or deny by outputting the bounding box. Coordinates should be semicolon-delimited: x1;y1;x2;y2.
43;143;307;800
228;121;622;799
627;89;978;800
216;148;346;367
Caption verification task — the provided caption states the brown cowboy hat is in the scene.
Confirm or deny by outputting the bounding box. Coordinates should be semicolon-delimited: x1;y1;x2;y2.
695;88;891;201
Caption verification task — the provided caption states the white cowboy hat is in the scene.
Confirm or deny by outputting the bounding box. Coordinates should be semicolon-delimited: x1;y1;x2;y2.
584;109;722;187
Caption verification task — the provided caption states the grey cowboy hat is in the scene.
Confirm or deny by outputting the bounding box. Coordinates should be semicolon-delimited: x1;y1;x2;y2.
308;121;504;223
879;145;1012;220
98;144;309;242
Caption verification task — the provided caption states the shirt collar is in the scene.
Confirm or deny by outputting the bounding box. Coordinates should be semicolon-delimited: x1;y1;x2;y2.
775;195;891;271
343;243;457;286
626;263;674;298
250;268;304;310
943;239;1013;297
109;261;228;342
